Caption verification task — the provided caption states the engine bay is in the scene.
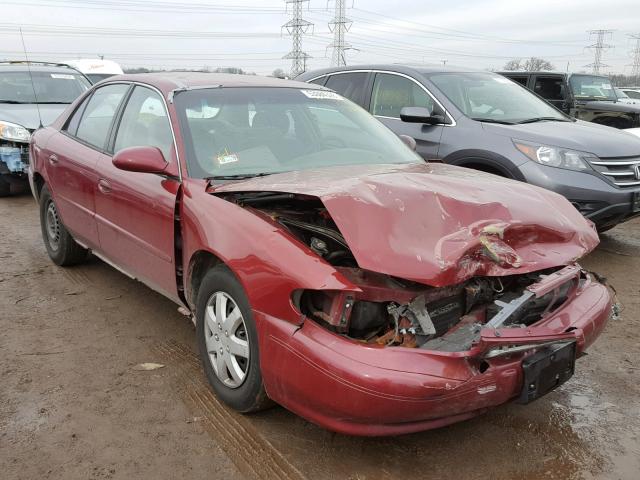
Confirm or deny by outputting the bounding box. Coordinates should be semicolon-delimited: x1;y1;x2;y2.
218;191;581;351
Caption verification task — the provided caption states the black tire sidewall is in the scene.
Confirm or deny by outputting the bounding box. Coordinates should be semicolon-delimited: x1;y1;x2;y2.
196;266;265;412
39;186;73;265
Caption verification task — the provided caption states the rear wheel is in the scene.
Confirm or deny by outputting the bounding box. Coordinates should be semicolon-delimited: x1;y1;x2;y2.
196;265;271;412
39;186;88;266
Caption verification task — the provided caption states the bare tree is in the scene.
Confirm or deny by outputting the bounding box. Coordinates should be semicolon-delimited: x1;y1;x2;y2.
503;57;555;72
503;59;522;71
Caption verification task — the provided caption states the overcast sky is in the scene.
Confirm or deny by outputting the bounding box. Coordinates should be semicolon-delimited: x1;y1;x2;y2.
1;0;639;76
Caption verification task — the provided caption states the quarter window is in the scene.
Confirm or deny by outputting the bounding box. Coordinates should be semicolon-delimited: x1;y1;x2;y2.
75;84;129;149
325;72;368;104
114;86;174;160
370;73;434;118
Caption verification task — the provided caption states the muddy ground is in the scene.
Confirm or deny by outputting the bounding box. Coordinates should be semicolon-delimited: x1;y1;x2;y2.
1;194;638;480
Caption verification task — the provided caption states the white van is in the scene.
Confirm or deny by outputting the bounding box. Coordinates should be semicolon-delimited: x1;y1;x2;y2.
61;59;124;84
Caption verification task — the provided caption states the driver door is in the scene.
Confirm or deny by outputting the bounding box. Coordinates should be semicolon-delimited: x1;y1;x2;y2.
369;72;444;160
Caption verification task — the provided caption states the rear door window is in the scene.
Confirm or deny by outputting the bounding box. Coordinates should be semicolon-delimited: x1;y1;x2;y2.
75;84;129;149
325;72;368;105
370;73;434;118
113;86;174;160
533;76;565;101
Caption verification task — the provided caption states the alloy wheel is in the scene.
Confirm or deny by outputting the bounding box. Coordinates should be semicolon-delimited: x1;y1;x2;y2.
45;201;61;251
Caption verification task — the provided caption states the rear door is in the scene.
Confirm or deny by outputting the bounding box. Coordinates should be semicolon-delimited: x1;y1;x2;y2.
369;72;444;159
46;83;130;248
93;85;180;301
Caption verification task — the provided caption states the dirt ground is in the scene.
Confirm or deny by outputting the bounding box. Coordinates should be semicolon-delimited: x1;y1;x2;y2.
1;194;638;480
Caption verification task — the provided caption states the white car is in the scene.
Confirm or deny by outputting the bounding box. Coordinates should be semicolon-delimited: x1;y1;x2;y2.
625;127;640;138
61;58;123;84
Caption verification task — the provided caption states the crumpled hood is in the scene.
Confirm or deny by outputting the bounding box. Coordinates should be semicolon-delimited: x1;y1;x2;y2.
483;119;640;157
0;103;69;131
213;163;599;287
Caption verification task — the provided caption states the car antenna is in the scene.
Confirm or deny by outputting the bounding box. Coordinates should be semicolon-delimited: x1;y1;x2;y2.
19;27;43;129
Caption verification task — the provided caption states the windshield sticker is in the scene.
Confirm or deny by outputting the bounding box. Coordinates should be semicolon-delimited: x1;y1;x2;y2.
216;149;239;165
301;89;344;100
493;77;512;84
50;74;75;79
602;84;612;90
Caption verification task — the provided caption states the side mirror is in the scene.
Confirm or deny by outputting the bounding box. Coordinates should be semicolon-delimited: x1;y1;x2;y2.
399;106;446;125
112;146;168;174
398;134;416;151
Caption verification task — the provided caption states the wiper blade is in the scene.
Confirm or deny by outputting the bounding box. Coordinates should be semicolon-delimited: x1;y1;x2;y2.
206;172;273;181
37;101;71;104
471;118;517;125
0;100;25;104
517;117;571;124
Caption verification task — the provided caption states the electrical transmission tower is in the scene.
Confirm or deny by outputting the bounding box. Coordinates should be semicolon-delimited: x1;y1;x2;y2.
328;0;352;67
585;29;614;74
629;34;640;84
282;0;313;77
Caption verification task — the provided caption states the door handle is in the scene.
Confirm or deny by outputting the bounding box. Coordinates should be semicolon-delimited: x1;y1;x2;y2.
48;154;59;165
97;178;112;194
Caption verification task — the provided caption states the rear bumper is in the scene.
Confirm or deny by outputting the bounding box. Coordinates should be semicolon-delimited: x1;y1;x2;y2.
257;277;612;436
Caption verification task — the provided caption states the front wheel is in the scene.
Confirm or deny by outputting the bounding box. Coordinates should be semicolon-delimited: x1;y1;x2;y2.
196;265;272;413
39;185;88;266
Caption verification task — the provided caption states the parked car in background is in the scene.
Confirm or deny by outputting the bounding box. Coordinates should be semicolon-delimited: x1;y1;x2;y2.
614;88;640;105
498;71;640;129
0;61;90;195
62;58;124;84
29;72;612;436
297;65;640;231
620;88;640;100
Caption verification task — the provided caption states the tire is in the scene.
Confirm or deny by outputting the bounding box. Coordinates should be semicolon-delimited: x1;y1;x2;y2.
196;265;272;413
597;224;616;234
0;176;9;197
39;185;88;266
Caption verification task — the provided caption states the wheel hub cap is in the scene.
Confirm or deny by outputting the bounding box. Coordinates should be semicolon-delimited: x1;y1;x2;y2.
204;292;249;389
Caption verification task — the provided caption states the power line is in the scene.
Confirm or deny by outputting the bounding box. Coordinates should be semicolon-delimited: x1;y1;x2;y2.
282;0;313;77
585;29;614;74
327;0;352;67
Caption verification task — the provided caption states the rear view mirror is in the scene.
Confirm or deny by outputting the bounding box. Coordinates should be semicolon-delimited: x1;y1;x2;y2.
398;134;416;151
399;106;446;125
112;146;168;174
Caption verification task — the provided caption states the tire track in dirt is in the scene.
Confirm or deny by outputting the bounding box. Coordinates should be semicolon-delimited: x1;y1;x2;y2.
153;340;306;480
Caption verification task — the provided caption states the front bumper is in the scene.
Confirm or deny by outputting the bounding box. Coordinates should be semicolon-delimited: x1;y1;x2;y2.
519;161;640;229
257;276;612;436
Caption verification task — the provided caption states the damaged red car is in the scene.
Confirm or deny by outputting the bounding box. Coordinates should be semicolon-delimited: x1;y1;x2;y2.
29;73;614;436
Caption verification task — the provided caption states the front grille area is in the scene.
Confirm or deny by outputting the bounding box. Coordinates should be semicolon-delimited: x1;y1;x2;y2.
590;157;640;187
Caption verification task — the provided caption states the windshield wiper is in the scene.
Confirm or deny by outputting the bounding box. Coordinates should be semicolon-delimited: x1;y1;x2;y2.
37;101;71;104
0;100;26;104
206;172;274;181
470;118;517;125
517;117;572;124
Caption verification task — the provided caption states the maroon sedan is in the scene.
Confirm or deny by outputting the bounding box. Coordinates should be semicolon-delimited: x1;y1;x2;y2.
29;73;613;436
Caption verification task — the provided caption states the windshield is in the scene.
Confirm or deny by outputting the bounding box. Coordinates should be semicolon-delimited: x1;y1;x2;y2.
428;72;567;124
0;70;90;104
175;87;420;179
569;75;616;101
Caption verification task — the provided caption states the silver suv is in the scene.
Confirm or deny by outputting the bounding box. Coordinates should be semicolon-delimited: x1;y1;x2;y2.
297;64;640;231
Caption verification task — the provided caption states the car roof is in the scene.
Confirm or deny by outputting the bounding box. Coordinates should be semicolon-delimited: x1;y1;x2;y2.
498;71;568;76
0;62;85;74
297;63;493;79
103;72;324;96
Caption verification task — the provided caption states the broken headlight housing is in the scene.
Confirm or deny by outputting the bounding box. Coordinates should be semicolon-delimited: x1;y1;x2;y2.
0;120;30;143
514;140;595;172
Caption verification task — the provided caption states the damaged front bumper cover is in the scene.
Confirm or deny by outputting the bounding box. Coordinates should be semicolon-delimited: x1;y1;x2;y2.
257;267;613;436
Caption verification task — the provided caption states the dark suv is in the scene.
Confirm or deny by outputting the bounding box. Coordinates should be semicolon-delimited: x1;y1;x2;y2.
0;61;90;195
499;71;640;129
297;64;640;231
